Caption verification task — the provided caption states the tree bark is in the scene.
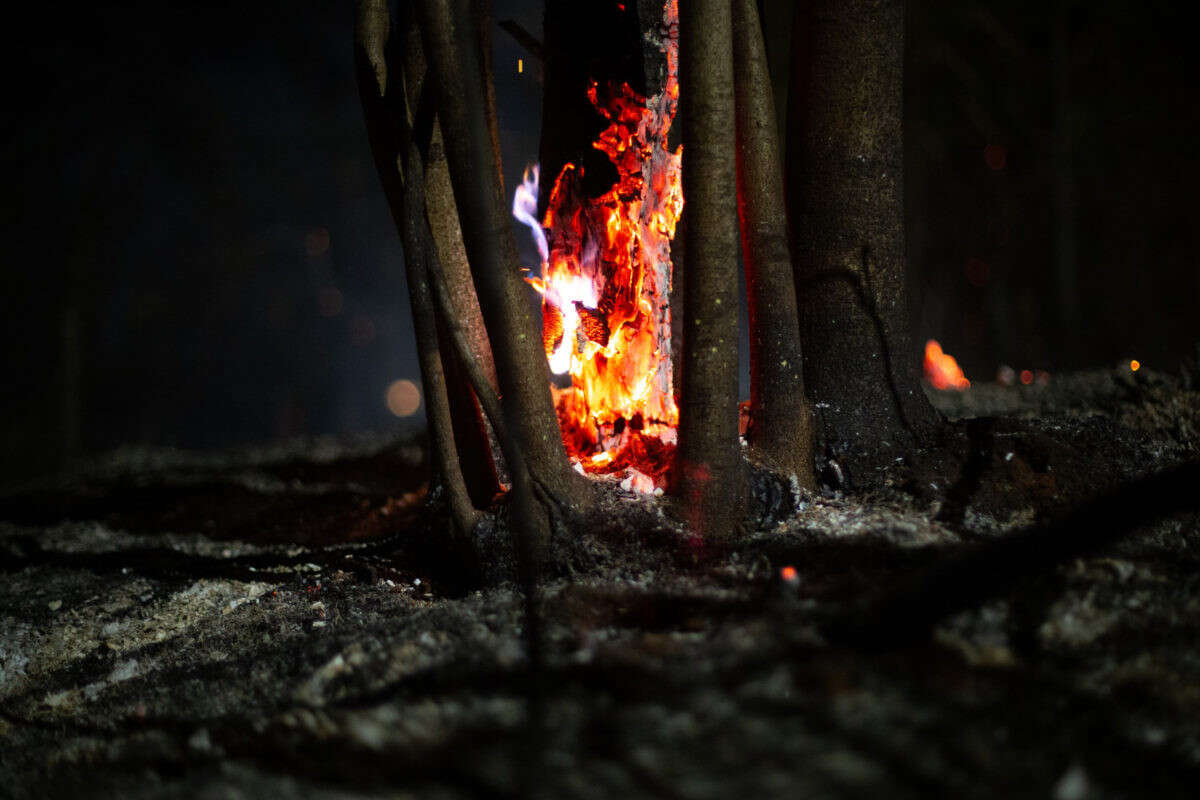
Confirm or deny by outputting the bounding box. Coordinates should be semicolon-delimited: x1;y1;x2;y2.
395;12;502;511
538;0;664;218
354;0;479;537
786;0;940;487
732;0;814;488
676;0;745;541
470;0;504;191
415;0;590;511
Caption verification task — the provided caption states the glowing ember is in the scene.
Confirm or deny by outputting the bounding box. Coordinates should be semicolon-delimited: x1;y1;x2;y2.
1130;359;1141;372
924;340;970;390
514;0;682;485
780;565;798;583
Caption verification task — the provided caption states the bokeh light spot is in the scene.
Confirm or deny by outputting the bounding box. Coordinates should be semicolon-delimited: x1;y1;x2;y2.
386;379;421;417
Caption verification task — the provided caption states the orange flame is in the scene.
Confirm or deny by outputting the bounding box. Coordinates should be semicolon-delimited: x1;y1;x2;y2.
515;1;681;484
924;340;970;390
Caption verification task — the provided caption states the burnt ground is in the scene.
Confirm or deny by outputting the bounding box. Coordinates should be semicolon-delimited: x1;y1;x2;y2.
2;368;1199;799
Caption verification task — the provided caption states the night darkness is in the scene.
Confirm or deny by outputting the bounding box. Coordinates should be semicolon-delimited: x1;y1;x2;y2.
5;0;1197;481
4;2;1200;795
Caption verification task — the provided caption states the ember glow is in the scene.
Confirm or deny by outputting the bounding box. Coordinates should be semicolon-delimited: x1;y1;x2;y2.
514;0;682;485
924;339;970;390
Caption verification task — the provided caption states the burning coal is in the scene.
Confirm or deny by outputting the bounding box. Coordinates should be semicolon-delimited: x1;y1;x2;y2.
514;0;682;487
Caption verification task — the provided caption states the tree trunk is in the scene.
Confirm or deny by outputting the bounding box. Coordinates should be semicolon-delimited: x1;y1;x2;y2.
732;0;814;488
395;11;503;512
787;0;940;487
676;0;745;541
354;0;478;537
415;0;590;512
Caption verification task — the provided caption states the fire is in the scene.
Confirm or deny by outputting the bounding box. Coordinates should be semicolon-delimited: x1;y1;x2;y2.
924;340;970;390
514;0;682;485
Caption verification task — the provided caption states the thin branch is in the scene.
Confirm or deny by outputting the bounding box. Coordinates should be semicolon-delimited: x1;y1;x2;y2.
498;19;544;60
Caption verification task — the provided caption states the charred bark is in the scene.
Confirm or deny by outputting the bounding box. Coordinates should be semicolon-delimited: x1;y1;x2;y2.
732;0;815;488
676;0;745;541
786;0;941;486
415;0;590;512
537;0;666;217
354;0;478;537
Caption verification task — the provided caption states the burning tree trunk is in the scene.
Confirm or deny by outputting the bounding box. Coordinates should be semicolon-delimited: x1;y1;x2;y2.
359;0;944;544
786;0;941;486
414;0;590;513
732;0;815;488
676;0;745;539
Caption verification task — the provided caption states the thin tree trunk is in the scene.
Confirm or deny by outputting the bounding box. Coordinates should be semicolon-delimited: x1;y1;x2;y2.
676;0;745;541
732;0;814;488
787;0;940;487
470;0;503;190
396;12;503;510
355;0;478;537
415;0;590;512
423;130;498;394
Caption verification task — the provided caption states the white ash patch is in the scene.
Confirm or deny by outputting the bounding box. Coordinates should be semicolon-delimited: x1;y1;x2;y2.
1;577;273;709
765;494;960;547
1039;590;1122;649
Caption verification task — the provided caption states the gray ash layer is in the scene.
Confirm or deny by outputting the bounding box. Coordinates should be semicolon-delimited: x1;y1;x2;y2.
2;368;1199;798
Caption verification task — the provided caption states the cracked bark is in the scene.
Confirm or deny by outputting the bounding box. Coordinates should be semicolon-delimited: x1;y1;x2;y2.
787;0;941;487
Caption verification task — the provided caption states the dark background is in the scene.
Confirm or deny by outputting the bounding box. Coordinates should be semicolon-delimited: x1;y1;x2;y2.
4;0;1196;484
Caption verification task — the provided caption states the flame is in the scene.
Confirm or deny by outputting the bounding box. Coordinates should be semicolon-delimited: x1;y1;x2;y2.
513;0;681;486
924;340;970;390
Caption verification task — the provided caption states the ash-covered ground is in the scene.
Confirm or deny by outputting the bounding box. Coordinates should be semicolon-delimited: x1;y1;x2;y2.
2;368;1199;798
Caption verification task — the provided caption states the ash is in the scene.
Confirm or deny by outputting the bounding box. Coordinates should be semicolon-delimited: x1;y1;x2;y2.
2;368;1199;798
